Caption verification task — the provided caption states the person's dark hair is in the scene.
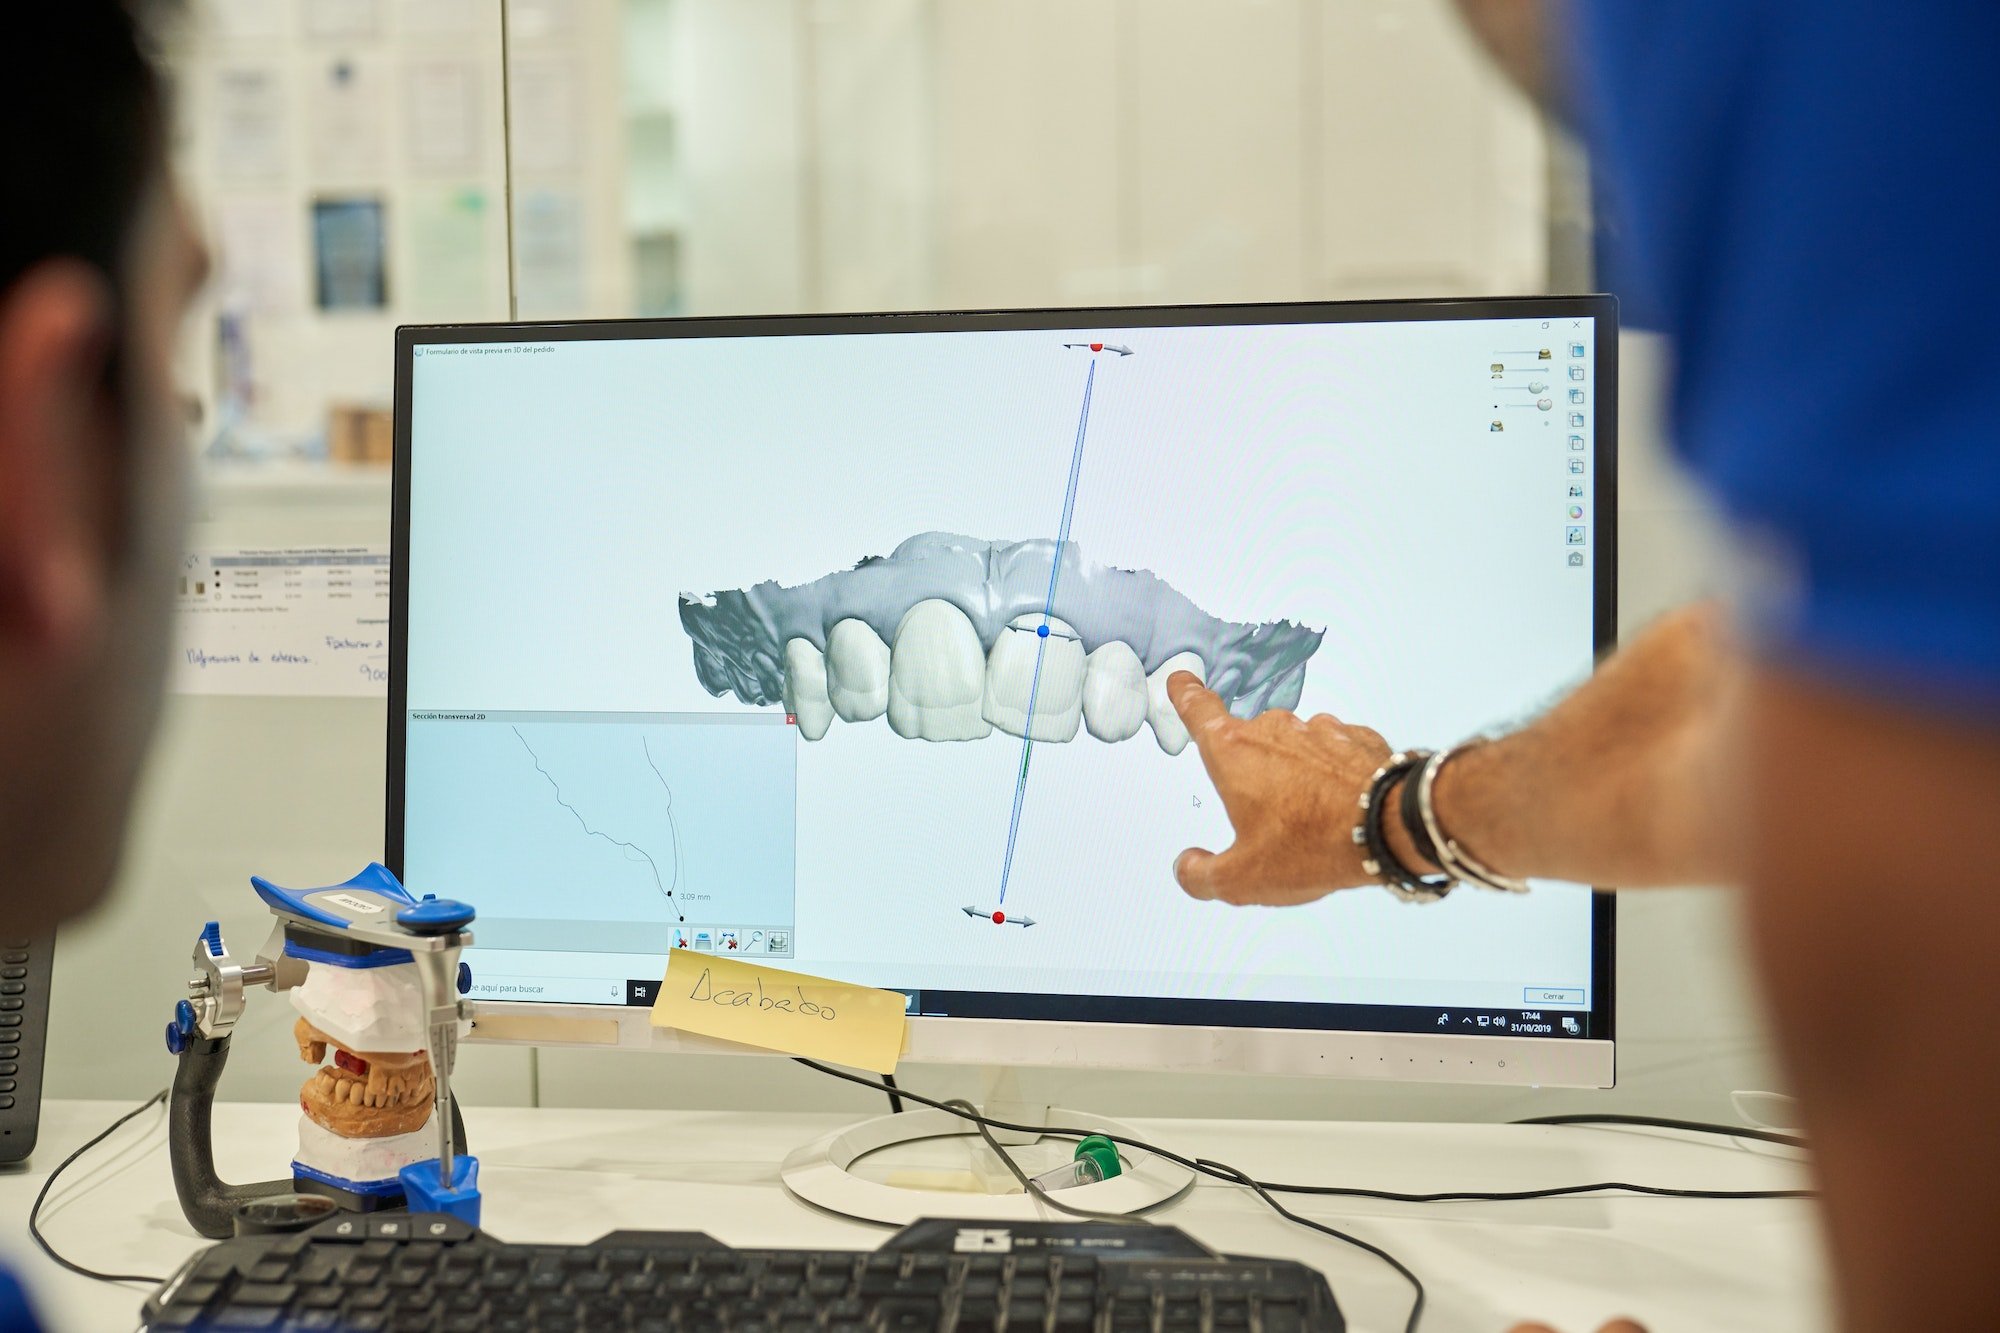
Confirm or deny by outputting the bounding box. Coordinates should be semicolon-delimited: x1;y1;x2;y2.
0;2;165;302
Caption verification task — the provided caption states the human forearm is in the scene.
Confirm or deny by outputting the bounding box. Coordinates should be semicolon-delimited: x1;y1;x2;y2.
1743;668;2000;1331
1385;603;1739;888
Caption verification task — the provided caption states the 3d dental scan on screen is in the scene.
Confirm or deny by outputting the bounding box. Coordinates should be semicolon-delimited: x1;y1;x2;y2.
390;298;1617;1217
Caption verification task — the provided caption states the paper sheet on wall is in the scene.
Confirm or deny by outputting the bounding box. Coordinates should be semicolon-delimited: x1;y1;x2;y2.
394;0;478;34
215;197;305;315
304;0;382;40
406;59;482;174
505;59;580;173
310;57;388;177
174;548;391;697
514;189;585;316
507;0;576;41
408;187;491;316
213;65;289;183
208;0;286;39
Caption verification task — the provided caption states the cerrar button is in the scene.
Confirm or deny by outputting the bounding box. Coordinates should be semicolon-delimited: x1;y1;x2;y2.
1524;988;1584;1005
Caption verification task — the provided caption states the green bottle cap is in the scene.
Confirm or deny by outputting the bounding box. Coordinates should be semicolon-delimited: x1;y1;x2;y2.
1073;1134;1121;1181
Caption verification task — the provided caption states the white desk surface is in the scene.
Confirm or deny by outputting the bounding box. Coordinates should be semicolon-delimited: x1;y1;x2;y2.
0;1100;1828;1333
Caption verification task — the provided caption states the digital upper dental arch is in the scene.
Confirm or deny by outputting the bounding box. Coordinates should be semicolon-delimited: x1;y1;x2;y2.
679;532;1325;755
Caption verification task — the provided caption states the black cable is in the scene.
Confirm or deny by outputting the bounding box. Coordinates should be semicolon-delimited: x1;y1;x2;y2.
794;1061;1824;1330
1512;1112;1806;1150
942;1099;1146;1226
882;1073;905;1115
795;1060;1427;1332
794;1058;1814;1205
29;1089;171;1286
944;1096;1425;1329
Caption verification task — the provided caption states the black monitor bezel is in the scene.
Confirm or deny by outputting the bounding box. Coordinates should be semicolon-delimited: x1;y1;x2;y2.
388;295;1618;1054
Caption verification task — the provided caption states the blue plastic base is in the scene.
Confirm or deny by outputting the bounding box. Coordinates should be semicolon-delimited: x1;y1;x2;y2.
293;1160;408;1199
398;1155;481;1226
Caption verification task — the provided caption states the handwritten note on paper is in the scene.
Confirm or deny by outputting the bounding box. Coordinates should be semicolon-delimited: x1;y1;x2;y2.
173;547;391;697
650;951;908;1074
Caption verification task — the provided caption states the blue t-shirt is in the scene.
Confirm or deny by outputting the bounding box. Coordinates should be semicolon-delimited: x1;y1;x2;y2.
0;1267;40;1332
1571;6;2000;710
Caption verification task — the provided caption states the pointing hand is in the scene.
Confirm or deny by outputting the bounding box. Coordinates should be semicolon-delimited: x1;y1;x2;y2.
1166;671;1393;905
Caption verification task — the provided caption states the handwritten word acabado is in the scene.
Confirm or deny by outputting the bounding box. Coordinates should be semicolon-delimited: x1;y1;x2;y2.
688;968;835;1021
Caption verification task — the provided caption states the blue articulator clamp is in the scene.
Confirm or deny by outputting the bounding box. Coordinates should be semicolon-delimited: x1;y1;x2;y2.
400;1156;481;1225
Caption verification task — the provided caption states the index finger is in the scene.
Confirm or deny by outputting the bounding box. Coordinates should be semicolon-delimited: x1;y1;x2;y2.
1167;671;1231;738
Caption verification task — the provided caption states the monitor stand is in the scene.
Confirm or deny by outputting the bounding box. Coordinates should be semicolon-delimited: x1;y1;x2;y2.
779;1069;1195;1225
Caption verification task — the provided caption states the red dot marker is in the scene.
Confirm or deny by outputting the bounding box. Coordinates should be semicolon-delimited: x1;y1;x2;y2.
1089;343;1103;352
992;911;1006;924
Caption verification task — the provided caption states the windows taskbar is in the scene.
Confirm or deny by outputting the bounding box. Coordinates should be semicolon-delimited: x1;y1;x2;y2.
619;979;1596;1039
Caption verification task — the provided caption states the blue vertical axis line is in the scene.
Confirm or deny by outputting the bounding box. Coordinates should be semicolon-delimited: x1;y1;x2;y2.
996;358;1097;907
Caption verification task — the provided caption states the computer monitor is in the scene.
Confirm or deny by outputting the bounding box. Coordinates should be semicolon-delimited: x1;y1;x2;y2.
389;298;1617;1130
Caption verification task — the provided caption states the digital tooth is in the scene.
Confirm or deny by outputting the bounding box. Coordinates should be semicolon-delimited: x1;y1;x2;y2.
1082;640;1147;742
887;600;992;742
825;618;890;722
1146;651;1206;755
983;614;1084;742
782;639;835;741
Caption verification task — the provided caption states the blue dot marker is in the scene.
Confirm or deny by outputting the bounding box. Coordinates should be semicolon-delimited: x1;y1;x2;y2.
1036;624;1050;638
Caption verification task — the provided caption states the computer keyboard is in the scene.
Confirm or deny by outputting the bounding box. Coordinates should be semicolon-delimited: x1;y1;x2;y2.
0;932;53;1165
141;1214;1344;1332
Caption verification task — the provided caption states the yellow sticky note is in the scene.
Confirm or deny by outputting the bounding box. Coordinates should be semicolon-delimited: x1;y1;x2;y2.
650;950;907;1074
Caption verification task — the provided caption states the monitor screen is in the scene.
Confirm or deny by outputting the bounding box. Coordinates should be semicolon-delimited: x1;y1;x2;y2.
392;300;1614;1046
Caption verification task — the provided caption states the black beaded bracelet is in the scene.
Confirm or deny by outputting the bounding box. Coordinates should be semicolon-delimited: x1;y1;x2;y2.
1397;754;1444;871
1353;751;1452;903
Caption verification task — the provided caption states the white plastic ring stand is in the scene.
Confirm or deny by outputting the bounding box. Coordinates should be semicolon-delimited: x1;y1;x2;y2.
780;1105;1194;1226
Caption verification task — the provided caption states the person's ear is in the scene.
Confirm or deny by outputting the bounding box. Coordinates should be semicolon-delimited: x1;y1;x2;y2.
0;259;121;660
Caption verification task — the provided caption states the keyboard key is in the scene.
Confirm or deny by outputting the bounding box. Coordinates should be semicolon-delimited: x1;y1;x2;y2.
147;1310;202;1330
0;968;25;980
0;1015;23;1028
0;1046;16;1060
0;1097;15;1111
1260;1303;1304;1333
0;954;25;964
1054;1300;1095;1332
212;1311;280;1329
167;1280;220;1308
0;982;23;994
